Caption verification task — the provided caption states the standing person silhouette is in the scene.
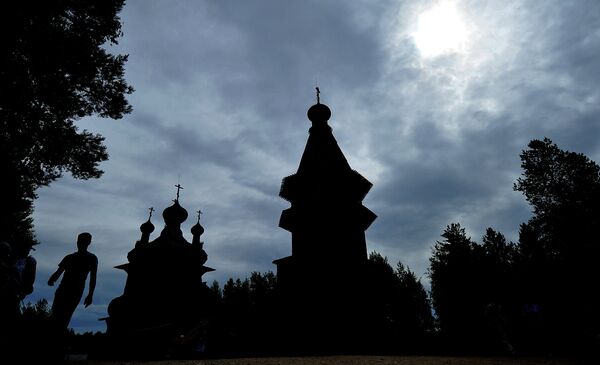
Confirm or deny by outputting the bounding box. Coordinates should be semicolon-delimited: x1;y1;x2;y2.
11;240;37;302
48;232;98;330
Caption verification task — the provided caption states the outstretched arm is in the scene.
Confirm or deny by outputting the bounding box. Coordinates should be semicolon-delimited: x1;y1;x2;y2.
48;267;64;286
83;258;97;307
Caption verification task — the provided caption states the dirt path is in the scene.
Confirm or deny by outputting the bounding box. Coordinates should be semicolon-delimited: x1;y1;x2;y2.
82;355;590;365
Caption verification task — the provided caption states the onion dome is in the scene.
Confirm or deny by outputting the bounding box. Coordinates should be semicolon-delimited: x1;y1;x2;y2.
140;208;156;234
137;207;156;246
307;87;331;126
163;199;188;226
140;219;155;234
191;209;205;246
307;103;331;125
191;221;204;237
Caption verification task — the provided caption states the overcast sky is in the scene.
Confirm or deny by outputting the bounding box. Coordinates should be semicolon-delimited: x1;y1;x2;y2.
29;0;600;332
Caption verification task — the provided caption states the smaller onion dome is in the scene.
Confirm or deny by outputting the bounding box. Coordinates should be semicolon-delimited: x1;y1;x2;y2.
140;219;155;234
191;209;205;237
191;221;204;237
163;200;188;225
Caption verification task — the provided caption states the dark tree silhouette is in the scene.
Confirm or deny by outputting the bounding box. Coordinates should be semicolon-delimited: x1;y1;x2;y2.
480;228;516;305
429;224;518;353
395;261;434;339
367;251;401;350
479;228;517;354
425;139;600;355
515;138;600;222
0;1;133;246
6;299;54;361
209;280;222;301
428;223;486;351
20;298;51;321
211;272;278;355
514;138;600;352
367;252;433;352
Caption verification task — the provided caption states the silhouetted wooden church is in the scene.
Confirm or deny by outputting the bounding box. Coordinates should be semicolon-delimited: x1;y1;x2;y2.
105;191;214;352
274;89;377;351
275;90;376;279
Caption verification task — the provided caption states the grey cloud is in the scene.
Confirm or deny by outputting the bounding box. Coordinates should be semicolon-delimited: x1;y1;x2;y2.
29;0;600;332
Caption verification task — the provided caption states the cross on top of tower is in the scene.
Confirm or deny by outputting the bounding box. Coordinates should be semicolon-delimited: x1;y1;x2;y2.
174;184;184;201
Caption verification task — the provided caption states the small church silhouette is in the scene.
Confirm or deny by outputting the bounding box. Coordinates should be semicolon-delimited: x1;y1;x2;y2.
105;189;214;353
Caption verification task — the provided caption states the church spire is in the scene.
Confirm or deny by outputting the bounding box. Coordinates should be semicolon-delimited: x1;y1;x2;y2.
276;90;376;264
273;89;378;350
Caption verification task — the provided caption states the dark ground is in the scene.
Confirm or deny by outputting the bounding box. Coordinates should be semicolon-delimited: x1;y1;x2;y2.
78;356;593;365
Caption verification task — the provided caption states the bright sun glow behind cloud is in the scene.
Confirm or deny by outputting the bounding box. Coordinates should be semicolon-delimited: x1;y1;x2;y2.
413;1;469;58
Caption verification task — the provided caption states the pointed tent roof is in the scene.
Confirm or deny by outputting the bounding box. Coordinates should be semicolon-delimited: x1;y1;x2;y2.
278;92;376;231
280;96;373;205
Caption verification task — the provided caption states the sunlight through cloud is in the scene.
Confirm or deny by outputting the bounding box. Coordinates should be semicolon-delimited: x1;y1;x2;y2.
413;1;469;58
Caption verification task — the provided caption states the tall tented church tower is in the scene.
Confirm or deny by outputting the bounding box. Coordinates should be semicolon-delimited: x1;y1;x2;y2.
273;89;377;350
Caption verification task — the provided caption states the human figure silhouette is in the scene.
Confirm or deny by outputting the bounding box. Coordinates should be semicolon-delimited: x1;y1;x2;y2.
0;240;38;359
48;232;97;330
10;240;37;302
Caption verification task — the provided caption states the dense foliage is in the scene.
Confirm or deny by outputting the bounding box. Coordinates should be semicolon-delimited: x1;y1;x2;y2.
429;224;517;353
514;138;600;352
368;252;434;350
0;0;132;246
429;138;600;355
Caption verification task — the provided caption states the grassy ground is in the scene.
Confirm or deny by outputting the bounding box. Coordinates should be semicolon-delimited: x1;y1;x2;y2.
81;356;592;365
